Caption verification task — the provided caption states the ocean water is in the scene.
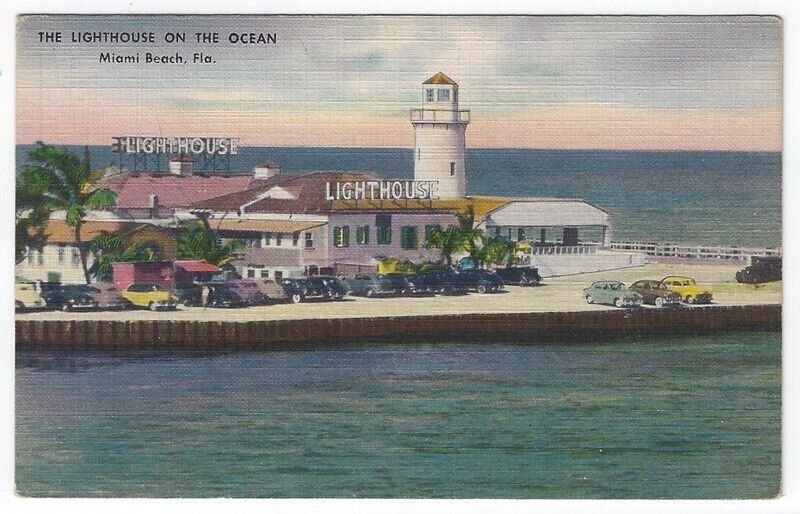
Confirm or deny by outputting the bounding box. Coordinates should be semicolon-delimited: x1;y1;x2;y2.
15;146;782;248
16;332;781;498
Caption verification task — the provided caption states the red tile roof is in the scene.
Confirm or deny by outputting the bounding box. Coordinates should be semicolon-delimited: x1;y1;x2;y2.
193;172;374;214
98;172;254;209
174;260;220;273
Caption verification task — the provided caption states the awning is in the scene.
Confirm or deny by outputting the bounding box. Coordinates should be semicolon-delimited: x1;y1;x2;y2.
209;218;326;233
174;260;220;273
485;200;610;227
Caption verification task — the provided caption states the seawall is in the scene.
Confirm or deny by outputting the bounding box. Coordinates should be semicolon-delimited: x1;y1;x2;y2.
16;304;781;351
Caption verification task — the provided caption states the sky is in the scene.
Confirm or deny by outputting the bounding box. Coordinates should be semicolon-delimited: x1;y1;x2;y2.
16;15;782;150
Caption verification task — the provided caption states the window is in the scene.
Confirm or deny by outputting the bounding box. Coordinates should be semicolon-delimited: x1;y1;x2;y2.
274;271;283;281
26;249;33;264
401;226;418;250
71;248;80;268
450;162;455;176
425;224;441;241
305;232;314;249
275;233;283;246
37;250;44;266
376;214;392;245
260;269;269;278
247;269;255;278
417;149;421;161
437;89;450;102
333;226;350;247
425;88;435;102
57;245;66;263
292;232;300;247
264;232;272;246
356;225;370;245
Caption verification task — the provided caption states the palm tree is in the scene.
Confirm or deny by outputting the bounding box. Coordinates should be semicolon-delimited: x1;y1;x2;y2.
176;220;245;266
425;207;484;268
88;233;154;281
424;225;465;268
18;143;118;283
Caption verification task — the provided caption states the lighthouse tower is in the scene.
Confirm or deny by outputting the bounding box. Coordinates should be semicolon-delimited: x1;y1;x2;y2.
411;72;470;198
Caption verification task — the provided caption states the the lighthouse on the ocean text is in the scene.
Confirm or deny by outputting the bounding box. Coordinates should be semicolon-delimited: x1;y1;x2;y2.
411;72;470;198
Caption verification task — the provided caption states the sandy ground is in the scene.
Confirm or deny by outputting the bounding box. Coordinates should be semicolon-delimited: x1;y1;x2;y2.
15;262;781;322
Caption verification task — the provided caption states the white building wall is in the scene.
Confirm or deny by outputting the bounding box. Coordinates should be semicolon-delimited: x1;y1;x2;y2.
16;244;95;283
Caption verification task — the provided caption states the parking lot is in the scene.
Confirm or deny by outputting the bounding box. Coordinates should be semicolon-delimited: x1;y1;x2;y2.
15;262;781;322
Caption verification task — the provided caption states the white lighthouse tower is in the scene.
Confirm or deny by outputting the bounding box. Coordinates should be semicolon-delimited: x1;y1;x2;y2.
411;72;470;198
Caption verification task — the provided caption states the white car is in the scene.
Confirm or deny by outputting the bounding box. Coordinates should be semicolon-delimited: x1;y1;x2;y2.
15;283;46;311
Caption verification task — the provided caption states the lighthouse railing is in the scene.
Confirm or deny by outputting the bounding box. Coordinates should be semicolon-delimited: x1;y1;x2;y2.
410;108;470;123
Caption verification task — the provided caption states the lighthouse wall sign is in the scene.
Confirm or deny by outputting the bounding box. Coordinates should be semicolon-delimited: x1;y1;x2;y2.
411;72;470;198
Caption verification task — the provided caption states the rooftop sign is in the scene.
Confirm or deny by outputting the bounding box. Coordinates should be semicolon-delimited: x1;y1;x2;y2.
112;136;239;155
326;180;439;201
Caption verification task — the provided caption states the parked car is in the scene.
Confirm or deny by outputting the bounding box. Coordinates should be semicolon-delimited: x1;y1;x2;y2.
39;284;98;312
120;283;177;311
583;281;643;308
254;279;289;303
228;279;270;305
280;278;332;304
385;273;434;296
458;269;505;294
205;284;247;308
315;276;350;300
419;269;469;295
628;280;682;308
345;275;403;298
494;266;542;286
661;276;713;304
174;283;203;307
15;283;46;311
77;283;130;310
736;256;781;284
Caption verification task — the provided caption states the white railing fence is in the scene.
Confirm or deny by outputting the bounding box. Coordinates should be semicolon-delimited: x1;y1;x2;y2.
609;241;781;261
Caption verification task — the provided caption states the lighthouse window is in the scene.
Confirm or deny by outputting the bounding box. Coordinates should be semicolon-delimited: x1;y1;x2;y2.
437;89;450;102
425;88;435;102
450;162;455;176
376;214;392;245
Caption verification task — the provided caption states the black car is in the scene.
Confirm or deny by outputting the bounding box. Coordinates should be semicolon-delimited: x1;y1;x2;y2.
39;283;97;311
458;269;505;294
175;283;250;308
315;276;349;300
280;278;332;304
387;273;434;296
420;270;469;295
494;266;542;286
736;256;781;284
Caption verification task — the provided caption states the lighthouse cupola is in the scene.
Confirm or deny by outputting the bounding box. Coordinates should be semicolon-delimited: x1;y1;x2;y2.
411;72;470;198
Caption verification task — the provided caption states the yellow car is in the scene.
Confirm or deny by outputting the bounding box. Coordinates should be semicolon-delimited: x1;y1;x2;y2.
15;283;46;311
661;276;713;304
120;283;177;311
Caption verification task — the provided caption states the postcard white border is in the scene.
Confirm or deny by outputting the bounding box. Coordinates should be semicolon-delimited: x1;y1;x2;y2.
0;1;797;513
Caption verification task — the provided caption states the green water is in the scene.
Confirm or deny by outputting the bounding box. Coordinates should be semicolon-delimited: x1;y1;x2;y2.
15;332;781;498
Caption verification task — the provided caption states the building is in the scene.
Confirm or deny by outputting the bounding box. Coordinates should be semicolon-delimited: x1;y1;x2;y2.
193;171;462;278
96;156;256;223
187;72;643;278
411;72;470;198
16;219;176;283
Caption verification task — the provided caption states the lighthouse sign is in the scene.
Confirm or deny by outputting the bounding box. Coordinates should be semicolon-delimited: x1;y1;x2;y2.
112;136;239;155
326;180;440;201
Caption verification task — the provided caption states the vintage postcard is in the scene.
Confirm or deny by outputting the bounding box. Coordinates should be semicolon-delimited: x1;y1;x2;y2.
14;15;782;499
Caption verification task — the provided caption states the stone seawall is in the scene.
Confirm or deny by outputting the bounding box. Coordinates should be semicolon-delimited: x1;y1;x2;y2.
15;304;781;351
